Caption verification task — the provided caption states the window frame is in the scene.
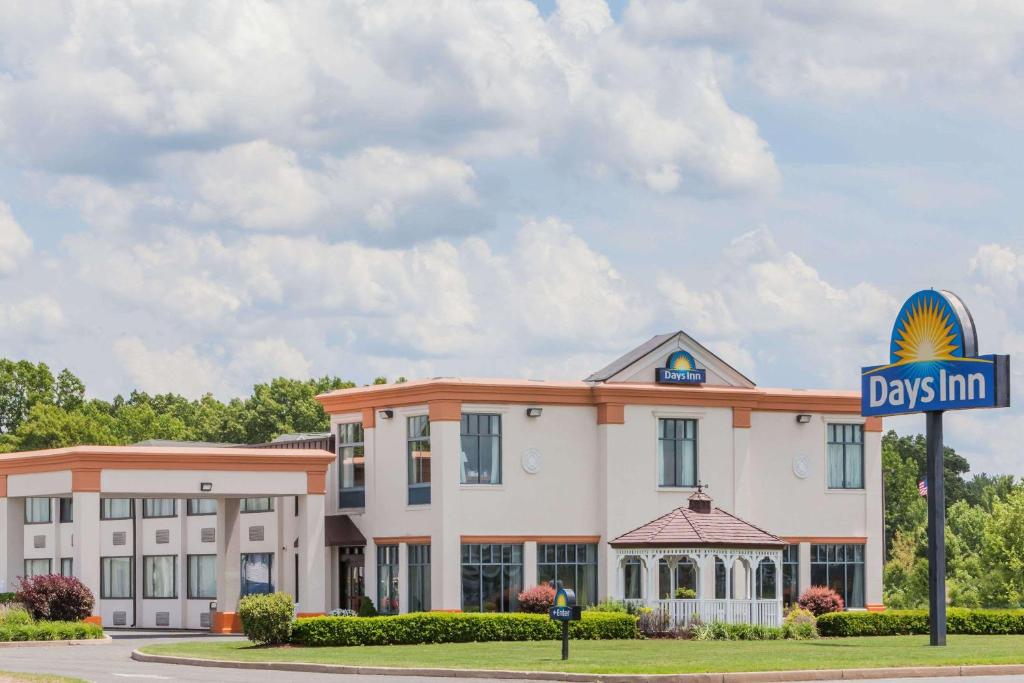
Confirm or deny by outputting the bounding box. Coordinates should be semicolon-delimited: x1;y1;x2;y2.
460;413;502;486
657;417;699;488
239;498;274;514
101;498;134;520
100;556;134;599
810;543;866;609
377;544;400;615
142;498;177;519
407;543;431;613
24;497;52;525
537;543;598;606
187;554;217;600
781;544;800;606
240;552;274;596
460;543;523;613
187;499;217;516
23;558;52;577
59;497;73;523
407;415;431;505
826;422;865;490
143;555;178;599
60;557;73;577
338;421;366;509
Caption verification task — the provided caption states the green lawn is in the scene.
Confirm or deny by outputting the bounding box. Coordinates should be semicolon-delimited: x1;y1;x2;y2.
0;673;87;683
140;636;1024;674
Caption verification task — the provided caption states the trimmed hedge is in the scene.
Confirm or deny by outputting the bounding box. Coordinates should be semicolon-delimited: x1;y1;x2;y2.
818;608;1024;637
0;621;103;642
0;592;16;604
292;611;638;647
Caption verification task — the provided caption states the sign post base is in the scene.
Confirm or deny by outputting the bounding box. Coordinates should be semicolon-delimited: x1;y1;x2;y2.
926;410;947;646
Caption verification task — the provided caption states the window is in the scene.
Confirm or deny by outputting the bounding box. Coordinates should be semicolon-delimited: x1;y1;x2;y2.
25;497;51;524
658;557;698;600
461;543;523;613
623;557;642;600
658;418;697;487
407;415;431;505
101;499;133;520
460;414;501;485
377;545;399;615
338;422;366;508
23;558;51;577
240;498;273;513
187;499;217;516
240;553;273;595
59;497;73;523
538;543;598;606
101;557;133;598
755;558;777;599
143;499;176;518
188;555;216;599
827;423;864;489
60;558;73;577
811;543;865;609
144;555;177;599
408;544;431;613
782;545;799;605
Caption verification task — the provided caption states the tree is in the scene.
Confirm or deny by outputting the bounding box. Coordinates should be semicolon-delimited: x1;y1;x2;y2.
12;403;119;450
0;360;56;433
53;369;85;412
882;431;971;507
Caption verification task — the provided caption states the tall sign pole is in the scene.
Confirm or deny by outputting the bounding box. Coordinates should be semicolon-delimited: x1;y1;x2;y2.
862;289;1009;647
925;410;946;646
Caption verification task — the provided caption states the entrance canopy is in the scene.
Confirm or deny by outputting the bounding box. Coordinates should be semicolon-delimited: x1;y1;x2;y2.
0;445;334;498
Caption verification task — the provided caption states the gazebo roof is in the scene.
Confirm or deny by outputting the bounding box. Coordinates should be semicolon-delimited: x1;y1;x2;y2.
609;494;786;549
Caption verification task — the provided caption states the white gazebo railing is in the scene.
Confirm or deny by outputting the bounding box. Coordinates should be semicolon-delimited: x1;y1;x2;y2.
614;546;784;628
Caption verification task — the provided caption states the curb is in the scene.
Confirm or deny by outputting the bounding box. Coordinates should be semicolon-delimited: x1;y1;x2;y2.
0;635;112;649
129;651;1024;681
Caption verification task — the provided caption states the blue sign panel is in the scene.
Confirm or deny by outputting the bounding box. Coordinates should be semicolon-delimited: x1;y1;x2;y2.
861;290;1010;417
656;350;707;385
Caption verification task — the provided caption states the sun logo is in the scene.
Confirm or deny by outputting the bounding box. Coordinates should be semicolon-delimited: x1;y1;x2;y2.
666;350;696;371
891;296;959;365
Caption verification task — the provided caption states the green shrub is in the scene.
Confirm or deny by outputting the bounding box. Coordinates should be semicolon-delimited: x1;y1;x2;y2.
291;611;638;647
0;592;16;604
238;592;295;645
357;595;378;617
816;608;1024;637
691;621;785;641
674;587;697;599
586;599;636;614
783;607;818;640
0;621;102;642
0;605;32;626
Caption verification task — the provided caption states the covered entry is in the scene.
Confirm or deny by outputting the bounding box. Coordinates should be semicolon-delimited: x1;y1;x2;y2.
0;445;334;631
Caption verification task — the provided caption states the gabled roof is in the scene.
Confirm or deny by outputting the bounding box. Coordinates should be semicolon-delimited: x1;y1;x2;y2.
584;331;756;387
609;505;786;549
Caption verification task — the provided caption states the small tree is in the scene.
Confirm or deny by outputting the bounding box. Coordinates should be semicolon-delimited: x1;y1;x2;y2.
797;585;845;616
238;592;294;645
16;575;94;622
517;584;556;613
357;595;378;617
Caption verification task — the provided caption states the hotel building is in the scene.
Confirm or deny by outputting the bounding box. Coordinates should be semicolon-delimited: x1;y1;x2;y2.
0;331;883;629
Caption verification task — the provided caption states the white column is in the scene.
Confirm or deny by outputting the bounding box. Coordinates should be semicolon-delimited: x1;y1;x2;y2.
430;416;462;610
0;497;24;594
700;555;716;599
365;539;377;611
215;498;241;614
798;542;811;597
397;542;409;615
523;541;538;589
732;417;751;517
774;553;784;625
297;493;326;614
71;492;100;617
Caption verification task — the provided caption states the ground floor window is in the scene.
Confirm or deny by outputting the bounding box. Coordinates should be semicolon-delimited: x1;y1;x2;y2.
658;557;698;599
461;543;523;612
782;544;799;605
538;543;598;606
623;557;642;599
23;558;51;578
408;544;431;612
188;555;216;599
241;553;274;595
101;557;133;598
377;545;399;615
144;555;177;599
60;558;73;577
811;543;864;609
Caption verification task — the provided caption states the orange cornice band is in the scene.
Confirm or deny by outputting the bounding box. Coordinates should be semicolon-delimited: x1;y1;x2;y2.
429;400;461;422
597;403;624;425
71;468;101;492
732;407;752;428
864;416;883;432
306;471;327;495
0;474;6;498
374;535;431;545
361;407;376;430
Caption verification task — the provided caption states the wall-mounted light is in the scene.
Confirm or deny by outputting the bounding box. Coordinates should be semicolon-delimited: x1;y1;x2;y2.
526;407;543;418
379;409;395;420
795;414;812;424
199;482;213;492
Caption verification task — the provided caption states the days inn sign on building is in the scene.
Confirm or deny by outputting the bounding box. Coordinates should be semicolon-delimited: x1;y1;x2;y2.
656;350;707;385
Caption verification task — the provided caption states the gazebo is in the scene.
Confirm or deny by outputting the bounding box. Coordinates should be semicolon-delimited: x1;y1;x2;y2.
610;488;785;627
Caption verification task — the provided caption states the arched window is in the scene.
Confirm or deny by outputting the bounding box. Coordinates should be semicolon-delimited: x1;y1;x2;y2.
755;558;777;599
623;557;642;600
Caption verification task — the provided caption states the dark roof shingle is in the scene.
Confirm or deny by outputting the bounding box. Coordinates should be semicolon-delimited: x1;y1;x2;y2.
610;506;785;549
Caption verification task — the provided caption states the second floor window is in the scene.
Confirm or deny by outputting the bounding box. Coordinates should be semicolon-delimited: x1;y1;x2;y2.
240;498;273;513
827;423;864;489
187;499;217;516
338;422;365;508
101;499;133;520
59;497;73;523
143;499;176;518
658;418;697;488
460;414;501;485
407;415;431;505
25;497;51;524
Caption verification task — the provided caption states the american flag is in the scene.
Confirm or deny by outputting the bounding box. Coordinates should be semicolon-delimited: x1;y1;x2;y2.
918;479;928;497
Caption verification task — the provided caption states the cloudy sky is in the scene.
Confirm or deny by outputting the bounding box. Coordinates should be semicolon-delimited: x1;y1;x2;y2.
1;0;1023;473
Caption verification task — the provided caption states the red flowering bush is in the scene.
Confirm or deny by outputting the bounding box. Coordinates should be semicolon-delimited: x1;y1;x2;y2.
16;575;94;622
798;585;845;616
517;584;556;613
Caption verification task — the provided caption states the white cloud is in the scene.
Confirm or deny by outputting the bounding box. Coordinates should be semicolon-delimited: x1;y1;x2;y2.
970;243;1024;301
114;337;231;398
0;295;64;339
0;201;32;274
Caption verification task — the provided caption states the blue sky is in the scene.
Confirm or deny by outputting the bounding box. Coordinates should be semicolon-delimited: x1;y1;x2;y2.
0;0;1023;473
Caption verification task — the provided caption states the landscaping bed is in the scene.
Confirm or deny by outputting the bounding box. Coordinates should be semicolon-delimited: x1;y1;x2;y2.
818;608;1024;636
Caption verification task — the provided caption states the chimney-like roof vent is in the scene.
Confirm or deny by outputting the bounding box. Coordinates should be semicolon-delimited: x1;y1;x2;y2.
687;483;712;514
